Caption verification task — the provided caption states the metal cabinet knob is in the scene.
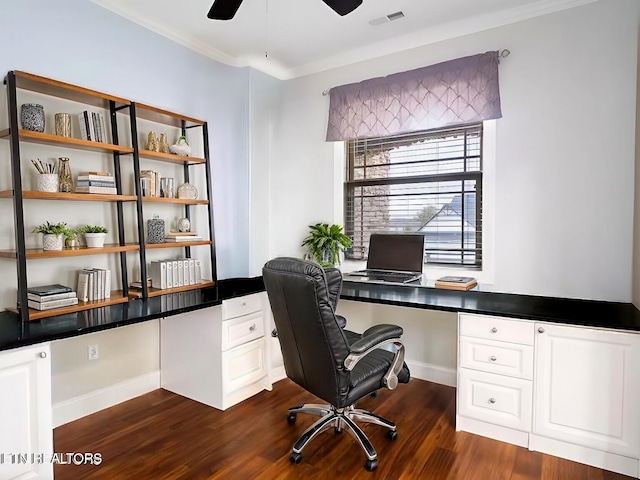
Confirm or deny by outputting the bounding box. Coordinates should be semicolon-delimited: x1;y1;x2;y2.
249;324;256;332
489;355;497;362
490;327;498;333
39;352;47;359
538;327;545;334
488;398;496;404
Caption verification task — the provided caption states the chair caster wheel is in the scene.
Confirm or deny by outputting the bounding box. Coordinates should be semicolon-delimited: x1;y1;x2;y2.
334;426;342;434
365;459;378;471
387;430;398;441
290;452;302;464
287;413;297;424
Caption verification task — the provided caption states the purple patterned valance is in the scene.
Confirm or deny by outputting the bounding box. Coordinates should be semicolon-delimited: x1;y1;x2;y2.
326;51;502;141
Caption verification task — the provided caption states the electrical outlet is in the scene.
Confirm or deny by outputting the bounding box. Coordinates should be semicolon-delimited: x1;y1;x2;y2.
88;344;99;360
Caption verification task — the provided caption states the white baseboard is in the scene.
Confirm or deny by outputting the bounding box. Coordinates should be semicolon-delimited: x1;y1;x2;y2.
406;360;456;387
268;362;455;388
53;371;161;428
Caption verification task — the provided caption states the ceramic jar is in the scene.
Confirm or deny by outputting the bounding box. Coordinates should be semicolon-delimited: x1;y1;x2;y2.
177;217;191;233
169;136;191;156
177;182;198;200
37;173;59;193
21;103;45;132
42;234;64;251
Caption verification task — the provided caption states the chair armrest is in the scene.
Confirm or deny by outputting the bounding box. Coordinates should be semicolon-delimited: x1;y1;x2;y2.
344;324;405;390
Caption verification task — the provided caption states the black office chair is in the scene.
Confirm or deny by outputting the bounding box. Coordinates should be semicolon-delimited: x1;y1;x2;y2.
263;257;410;471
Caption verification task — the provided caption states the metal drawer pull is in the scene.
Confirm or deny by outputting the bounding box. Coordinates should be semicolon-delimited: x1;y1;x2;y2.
538;327;545;333
249;324;256;332
489;355;497;362
490;327;498;333
488;398;496;404
39;351;47;359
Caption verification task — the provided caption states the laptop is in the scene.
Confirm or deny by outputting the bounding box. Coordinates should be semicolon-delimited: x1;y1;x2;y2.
345;233;425;284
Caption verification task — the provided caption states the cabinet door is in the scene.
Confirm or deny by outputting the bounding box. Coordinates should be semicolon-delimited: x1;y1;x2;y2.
0;344;53;480
534;324;640;458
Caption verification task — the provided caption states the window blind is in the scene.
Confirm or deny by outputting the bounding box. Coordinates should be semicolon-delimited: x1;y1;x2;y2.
344;124;483;267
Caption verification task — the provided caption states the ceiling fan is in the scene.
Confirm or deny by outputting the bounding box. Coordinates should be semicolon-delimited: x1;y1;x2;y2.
207;0;363;20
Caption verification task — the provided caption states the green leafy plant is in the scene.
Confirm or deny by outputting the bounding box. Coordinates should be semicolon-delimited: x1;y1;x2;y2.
79;225;108;234
64;227;79;240
302;223;352;267
32;222;68;236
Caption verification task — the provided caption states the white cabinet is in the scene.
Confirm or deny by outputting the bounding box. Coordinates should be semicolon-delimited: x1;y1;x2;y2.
531;323;640;476
0;344;53;480
161;293;269;411
456;313;534;448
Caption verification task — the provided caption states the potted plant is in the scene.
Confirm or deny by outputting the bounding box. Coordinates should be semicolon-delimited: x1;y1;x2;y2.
301;223;352;267
80;225;108;248
32;222;68;251
64;227;80;249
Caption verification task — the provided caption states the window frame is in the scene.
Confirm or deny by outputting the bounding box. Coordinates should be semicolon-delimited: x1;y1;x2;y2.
343;123;484;268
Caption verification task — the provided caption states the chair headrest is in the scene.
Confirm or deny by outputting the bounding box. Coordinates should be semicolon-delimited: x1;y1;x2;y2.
263;257;325;281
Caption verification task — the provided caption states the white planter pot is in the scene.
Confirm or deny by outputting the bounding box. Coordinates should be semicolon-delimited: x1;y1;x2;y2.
42;234;64;251
84;232;106;248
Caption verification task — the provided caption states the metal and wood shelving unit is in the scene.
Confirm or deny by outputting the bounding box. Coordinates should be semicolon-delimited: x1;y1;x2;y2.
1;70;217;321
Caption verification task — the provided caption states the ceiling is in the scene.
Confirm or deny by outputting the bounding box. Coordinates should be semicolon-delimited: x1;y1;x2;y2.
92;0;595;79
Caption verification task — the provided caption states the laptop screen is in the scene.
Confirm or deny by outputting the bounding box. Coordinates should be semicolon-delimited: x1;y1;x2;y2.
366;234;425;272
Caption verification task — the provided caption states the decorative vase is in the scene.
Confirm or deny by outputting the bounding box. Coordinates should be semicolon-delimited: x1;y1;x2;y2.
169;136;191;156
146;132;159;152
58;157;72;192
65;236;80;248
159;133;169;154
42;233;64;251
177;217;191;233
147;216;165;244
21;103;45;132
177;182;198;200
84;232;106;248
36;173;59;193
54;113;71;137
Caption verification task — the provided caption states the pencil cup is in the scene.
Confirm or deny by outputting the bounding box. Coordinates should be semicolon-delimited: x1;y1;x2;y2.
37;173;59;193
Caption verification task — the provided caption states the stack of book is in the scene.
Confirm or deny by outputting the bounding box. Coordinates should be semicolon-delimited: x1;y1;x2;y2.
165;232;203;242
434;276;478;291
76;171;117;195
27;284;78;311
140;170;160;197
149;258;202;289
129;277;152;291
78;110;108;143
77;268;111;302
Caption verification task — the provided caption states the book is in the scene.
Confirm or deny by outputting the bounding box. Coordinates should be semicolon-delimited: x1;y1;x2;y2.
79;171;111;176
434;276;477;291
140;170;157;197
166;236;203;242
149;261;167;289
77;174;115;182
77;271;89;302
75;186;118;195
28;297;78;311
76;180;116;188
27;291;76;302
165;231;197;237
27;284;72;296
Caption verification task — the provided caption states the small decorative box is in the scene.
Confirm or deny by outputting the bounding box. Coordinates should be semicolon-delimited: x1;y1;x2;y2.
147;216;165;244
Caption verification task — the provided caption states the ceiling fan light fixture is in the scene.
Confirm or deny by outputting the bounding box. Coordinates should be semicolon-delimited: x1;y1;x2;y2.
207;0;243;20
321;0;363;16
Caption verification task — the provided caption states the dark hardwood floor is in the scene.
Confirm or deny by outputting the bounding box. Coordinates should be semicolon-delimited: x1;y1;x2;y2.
54;379;632;479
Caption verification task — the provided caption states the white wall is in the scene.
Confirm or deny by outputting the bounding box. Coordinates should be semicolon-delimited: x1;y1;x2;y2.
268;0;640;303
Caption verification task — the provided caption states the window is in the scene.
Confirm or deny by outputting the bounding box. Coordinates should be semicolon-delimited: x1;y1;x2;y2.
344;124;483;267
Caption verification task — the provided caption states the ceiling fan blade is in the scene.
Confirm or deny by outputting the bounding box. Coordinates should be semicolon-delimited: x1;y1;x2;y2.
321;0;363;16
207;0;244;20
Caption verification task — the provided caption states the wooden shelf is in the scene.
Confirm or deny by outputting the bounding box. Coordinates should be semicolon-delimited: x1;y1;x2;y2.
138;149;206;165
13;71;130;110
8;291;129;321
146;241;211;249
0;244;139;259
0;190;137;202
128;280;215;298
133;102;205;128
0;129;133;154
142;197;208;205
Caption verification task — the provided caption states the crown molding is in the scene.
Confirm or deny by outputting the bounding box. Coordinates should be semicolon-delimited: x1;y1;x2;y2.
91;0;243;68
92;0;598;81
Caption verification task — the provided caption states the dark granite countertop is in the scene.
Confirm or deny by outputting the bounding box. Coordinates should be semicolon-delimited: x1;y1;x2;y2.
0;277;264;353
341;281;640;332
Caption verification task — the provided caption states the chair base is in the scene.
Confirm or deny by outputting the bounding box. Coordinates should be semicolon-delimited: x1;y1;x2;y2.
287;403;397;469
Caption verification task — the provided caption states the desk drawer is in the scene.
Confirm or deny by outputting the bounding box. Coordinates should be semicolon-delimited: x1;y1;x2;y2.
222;338;266;395
458;368;532;431
222;293;262;320
459;337;533;380
459;314;534;345
221;311;264;351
